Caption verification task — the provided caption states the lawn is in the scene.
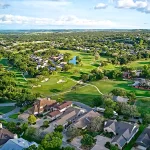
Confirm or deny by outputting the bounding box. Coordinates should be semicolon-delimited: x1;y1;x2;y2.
32;75;77;96
52;85;100;106
9;113;19;119
0;106;15;114
124;125;146;150
92;80;150;97
136;97;150;115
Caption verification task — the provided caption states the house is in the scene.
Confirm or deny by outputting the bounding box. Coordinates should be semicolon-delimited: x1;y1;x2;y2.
73;110;100;129
0;123;15;146
28;98;57;115
47;110;62;121
0;138;38;150
56;101;72;112
136;126;150;150
113;96;129;103
54;107;84;127
104;120;138;149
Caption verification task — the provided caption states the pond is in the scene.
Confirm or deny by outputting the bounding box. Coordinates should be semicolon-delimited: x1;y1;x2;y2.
69;56;77;65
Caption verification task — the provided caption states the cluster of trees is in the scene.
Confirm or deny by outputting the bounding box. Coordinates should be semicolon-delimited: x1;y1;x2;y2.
0;67;37;105
81;68;122;82
92;94;139;119
111;88;136;102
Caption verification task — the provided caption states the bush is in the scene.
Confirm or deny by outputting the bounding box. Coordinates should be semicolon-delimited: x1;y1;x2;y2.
54;125;63;132
105;142;111;148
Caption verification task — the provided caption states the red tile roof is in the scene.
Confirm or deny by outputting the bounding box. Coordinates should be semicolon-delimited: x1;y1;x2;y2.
49;110;61;117
56;101;72;110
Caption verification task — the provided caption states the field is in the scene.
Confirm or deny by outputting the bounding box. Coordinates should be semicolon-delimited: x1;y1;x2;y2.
0;50;150;113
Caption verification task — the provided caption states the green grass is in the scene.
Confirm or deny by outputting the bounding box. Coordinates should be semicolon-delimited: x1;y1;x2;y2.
136;97;150;115
9;113;19;119
0;106;15;114
124;125;146;150
32;75;77;96
54;85;100;106
92;80;150;97
0;58;28;86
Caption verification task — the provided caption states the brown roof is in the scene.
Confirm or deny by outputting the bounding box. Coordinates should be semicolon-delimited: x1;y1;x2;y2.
32;98;56;114
0;128;14;146
56;101;72;110
49;110;61;117
73;110;100;129
55;108;77;125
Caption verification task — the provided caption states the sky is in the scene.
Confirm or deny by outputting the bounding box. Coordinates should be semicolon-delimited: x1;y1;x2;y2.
0;0;150;29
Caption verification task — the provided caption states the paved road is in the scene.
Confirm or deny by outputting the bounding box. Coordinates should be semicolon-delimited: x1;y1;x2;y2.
0;103;16;106
72;101;92;112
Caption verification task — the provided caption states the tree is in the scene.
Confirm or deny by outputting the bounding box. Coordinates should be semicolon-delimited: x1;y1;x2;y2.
88;116;104;132
54;125;64;132
110;145;119;150
66;127;81;139
24;127;37;141
104;107;114;118
25;145;37;150
21;122;28;132
41;132;63;150
104;98;116;109
62;146;75;150
143;114;150;124
28;115;37;124
37;145;44;150
92;96;104;107
43;121;49;128
81;134;95;148
81;74;89;82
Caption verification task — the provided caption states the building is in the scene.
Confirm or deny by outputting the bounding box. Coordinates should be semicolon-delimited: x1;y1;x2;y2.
0;123;15;146
104;120;138;149
28;98;57;115
136;126;150;150
0;138;38;150
113;96;129;103
73;110;100;129
56;101;72;112
54;107;84;127
47;110;62;121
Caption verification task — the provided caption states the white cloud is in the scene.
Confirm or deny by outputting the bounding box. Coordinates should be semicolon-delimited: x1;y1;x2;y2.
116;0;150;13
0;14;116;27
0;14;141;29
94;3;108;9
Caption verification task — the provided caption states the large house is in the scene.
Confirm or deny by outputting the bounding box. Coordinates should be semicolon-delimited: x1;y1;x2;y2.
104;120;138;149
73;110;100;129
136;126;150;150
0;138;38;150
28;98;57;115
0;123;15;146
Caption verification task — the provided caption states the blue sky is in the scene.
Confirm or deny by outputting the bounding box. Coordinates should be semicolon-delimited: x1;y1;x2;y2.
0;0;150;29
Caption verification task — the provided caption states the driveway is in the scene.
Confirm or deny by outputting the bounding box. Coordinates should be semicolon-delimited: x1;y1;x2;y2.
72;101;92;112
71;136;82;150
91;135;111;150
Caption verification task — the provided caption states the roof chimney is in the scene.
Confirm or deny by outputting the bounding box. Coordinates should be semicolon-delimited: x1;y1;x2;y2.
0;123;2;129
47;97;51;101
14;134;18;139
